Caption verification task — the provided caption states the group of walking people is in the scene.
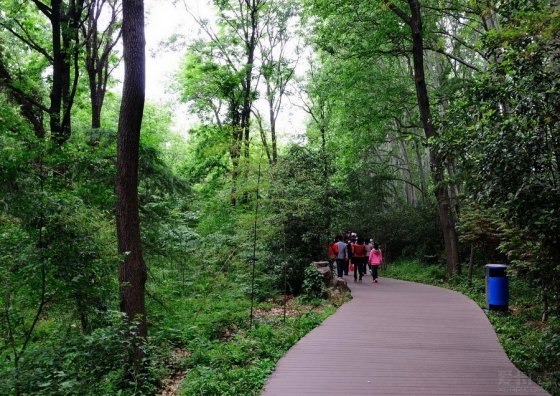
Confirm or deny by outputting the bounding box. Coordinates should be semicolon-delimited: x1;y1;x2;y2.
329;232;383;283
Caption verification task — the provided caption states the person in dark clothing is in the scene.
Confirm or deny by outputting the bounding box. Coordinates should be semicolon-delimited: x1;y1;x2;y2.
345;237;352;276
352;237;367;281
334;235;348;278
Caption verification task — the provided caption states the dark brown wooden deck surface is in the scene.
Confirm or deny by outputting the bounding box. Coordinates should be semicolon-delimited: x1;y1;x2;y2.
262;277;550;396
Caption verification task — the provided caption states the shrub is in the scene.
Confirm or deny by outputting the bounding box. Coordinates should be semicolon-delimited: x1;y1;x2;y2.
302;264;327;301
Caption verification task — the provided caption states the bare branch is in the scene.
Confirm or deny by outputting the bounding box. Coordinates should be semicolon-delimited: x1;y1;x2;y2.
424;46;481;72
433;29;487;60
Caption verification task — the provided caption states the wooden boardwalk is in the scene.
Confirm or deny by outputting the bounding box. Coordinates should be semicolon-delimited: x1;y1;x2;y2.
262;277;549;396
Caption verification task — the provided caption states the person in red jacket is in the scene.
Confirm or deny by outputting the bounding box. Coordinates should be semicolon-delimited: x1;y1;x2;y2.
368;242;383;283
328;238;338;260
352;237;367;282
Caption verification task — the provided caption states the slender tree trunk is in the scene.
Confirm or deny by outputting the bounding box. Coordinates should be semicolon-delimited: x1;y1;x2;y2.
239;0;262;205
116;0;147;366
84;0;122;129
319;121;333;244
241;2;258;161
413;139;428;198
255;111;273;164
542;291;549;322
50;0;64;143
91;92;102;128
229;110;242;205
429;51;462;226
61;2;73;139
432;154;459;279
88;61;110;129
467;244;475;287
230;151;240;206
86;12;103;129
406;0;459;278
398;138;416;206
49;0;83;144
267;83;278;164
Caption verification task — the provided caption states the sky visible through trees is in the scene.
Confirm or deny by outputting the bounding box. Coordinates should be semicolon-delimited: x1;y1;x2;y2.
113;0;309;137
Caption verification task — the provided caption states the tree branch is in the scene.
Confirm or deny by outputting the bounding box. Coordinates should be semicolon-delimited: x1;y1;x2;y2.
30;0;53;19
383;0;412;25
433;29;487;60
0;22;53;62
424;46;481;72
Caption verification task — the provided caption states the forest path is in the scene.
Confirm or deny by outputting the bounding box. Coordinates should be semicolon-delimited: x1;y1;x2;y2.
261;277;549;396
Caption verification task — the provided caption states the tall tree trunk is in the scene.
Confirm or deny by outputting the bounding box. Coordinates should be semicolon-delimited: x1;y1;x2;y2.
388;0;460;278
410;0;459;278
49;0;83;144
2;0;84;143
254;110;273;164
50;0;64;143
84;0;122;129
429;51;462;229
241;0;259;161
91;90;102;128
268;83;278;164
116;0;147;365
61;2;73;137
237;1;260;205
320;121;332;244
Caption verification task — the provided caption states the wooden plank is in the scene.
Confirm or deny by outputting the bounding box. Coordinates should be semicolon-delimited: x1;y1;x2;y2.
261;277;550;396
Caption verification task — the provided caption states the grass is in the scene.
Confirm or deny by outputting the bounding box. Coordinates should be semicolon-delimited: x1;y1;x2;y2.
176;302;337;395
383;259;560;395
146;260;347;396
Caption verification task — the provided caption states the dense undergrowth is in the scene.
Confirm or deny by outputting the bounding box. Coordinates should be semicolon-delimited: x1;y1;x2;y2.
383;260;560;395
175;300;338;395
147;259;343;396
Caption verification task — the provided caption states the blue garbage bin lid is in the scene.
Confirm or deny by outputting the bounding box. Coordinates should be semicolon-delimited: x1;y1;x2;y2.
485;264;508;269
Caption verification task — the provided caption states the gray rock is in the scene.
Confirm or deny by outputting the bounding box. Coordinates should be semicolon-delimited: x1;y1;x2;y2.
313;261;330;269
316;266;332;287
334;277;348;291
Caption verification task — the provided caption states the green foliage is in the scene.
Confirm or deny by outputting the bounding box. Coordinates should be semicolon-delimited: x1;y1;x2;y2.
178;124;231;187
364;205;441;261
302;264;327;301
0;93;197;394
264;145;334;294
0;311;173;396
443;2;560;311
178;308;334;395
456;205;508;266
383;260;446;285
175;52;243;120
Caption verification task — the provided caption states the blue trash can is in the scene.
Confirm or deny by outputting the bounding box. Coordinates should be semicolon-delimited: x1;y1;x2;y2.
485;264;508;311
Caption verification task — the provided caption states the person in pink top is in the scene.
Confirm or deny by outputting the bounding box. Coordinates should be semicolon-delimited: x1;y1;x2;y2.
368;242;383;283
